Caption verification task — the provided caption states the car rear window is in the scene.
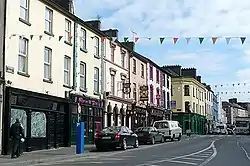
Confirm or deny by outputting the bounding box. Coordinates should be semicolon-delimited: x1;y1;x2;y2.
137;127;152;132
154;122;169;128
102;126;121;133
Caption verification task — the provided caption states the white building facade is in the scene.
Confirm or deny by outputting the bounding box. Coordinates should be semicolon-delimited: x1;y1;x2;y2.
161;69;172;120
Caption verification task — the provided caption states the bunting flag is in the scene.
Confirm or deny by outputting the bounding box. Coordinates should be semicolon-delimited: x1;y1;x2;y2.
5;33;249;45
173;37;178;44
186;37;191;44
213;82;249;88
199;37;204;44
240;37;246;44
160;37;165;44
216;91;250;95
212;37;217;44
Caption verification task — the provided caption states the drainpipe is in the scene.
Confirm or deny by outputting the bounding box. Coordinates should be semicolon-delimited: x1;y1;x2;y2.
73;22;78;90
1;0;7;155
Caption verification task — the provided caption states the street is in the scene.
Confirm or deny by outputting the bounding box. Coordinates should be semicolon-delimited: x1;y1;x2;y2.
28;135;250;166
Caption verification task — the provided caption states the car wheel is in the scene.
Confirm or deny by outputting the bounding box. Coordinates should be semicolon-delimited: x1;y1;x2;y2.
161;136;164;143
134;138;139;148
171;135;175;141
178;134;181;141
121;138;127;150
151;137;155;145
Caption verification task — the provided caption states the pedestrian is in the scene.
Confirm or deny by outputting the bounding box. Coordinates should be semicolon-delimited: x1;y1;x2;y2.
10;118;24;159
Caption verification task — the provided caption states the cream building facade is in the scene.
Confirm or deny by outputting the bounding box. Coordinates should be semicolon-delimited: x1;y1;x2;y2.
5;0;74;97
102;29;131;128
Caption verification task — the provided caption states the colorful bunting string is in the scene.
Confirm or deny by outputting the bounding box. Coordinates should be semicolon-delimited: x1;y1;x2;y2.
213;82;249;88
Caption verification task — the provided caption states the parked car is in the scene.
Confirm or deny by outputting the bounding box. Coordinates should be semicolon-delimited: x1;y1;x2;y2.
94;126;139;151
135;127;164;144
153;120;182;141
212;128;220;135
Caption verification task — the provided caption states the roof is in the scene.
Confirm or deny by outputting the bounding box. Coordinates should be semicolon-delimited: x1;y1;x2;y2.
222;101;246;110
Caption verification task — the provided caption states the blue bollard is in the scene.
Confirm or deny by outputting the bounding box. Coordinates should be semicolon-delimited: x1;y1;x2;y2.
76;122;85;154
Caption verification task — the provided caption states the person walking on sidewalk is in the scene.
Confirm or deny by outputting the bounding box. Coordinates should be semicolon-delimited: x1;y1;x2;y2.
10;118;24;159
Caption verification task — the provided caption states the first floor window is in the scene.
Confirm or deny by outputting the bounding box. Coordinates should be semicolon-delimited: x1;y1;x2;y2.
18;37;29;73
80;62;86;89
44;47;52;79
64;56;71;85
94;67;99;92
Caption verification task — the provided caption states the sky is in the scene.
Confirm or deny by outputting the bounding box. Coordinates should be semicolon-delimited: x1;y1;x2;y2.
75;0;250;102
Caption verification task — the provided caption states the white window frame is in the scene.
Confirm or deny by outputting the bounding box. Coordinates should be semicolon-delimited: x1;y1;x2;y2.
121;79;125;98
94;67;99;93
18;37;28;73
121;53;125;68
45;7;53;33
111;74;115;95
141;64;144;77
80;62;86;90
65;19;71;43
133;59;136;73
64;56;71;85
94;37;99;57
111;47;115;62
80;28;86;50
20;0;29;21
44;47;52;80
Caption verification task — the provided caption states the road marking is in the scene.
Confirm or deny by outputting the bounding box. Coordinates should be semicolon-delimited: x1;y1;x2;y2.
198;140;217;166
136;138;220;166
182;157;204;161
167;160;198;165
194;154;211;157
241;146;250;161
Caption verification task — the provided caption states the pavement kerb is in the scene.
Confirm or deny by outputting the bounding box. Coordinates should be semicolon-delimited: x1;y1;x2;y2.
1;134;204;165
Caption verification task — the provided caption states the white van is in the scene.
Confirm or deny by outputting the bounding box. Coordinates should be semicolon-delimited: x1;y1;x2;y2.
153;120;182;141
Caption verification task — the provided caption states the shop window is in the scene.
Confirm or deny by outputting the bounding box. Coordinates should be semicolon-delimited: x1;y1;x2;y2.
185;101;190;113
184;85;190;96
11;108;27;137
31;111;46;138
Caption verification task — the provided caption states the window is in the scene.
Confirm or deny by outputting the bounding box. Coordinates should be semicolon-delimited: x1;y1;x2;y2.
94;67;99;93
150;85;154;104
141;64;144;77
162;74;166;86
193;87;195;97
185;101;190;113
156;70;159;83
121;53;125;68
167;75;170;88
80;28;86;50
45;8;53;33
20;0;29;21
111;74;115;95
184;85;190;96
156;88;160;106
193;102;195;112
65;19;71;43
162;90;166;108
94;37;99;57
132;59;136;73
18;37;28;73
44;47;52;80
64;56;71;85
133;83;137;101
80;62;86;90
150;66;153;80
121;79;125;98
111;47;115;62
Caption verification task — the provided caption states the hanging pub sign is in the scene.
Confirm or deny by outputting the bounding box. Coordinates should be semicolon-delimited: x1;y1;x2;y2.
139;85;149;101
123;83;131;94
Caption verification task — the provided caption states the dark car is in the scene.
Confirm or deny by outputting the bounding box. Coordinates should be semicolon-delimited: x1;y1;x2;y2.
95;126;139;151
135;127;164;145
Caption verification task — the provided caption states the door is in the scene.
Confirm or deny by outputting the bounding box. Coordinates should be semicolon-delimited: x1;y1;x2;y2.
47;113;56;148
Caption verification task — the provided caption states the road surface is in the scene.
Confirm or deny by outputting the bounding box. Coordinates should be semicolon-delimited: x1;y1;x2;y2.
29;135;250;166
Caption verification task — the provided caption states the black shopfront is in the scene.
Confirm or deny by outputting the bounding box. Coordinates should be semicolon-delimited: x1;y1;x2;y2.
126;104;147;131
70;94;104;145
2;87;71;155
148;106;165;126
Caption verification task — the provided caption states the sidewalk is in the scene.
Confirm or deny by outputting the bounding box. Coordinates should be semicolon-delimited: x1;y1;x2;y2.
0;144;96;166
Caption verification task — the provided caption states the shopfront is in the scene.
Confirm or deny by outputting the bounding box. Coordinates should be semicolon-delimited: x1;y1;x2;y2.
2;87;71;155
70;94;104;145
148;106;164;126
133;106;147;129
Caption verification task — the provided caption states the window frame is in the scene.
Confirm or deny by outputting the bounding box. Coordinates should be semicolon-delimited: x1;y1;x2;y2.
18;37;29;73
94;37;99;57
132;59;136;73
45;7;53;34
94;67;99;93
80;28;86;50
80;62;86;90
111;47;115;62
44;47;52;80
64;56;71;86
65;19;71;43
121;53;125;68
20;0;29;21
141;64;144;78
111;74;115;95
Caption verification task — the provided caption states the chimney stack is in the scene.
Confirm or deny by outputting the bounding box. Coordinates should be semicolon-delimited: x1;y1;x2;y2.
85;20;101;30
163;65;182;76
102;29;118;38
121;42;135;51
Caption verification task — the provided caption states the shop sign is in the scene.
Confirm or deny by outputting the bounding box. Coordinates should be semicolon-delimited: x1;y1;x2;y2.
77;97;103;107
151;109;163;116
123;83;131;94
